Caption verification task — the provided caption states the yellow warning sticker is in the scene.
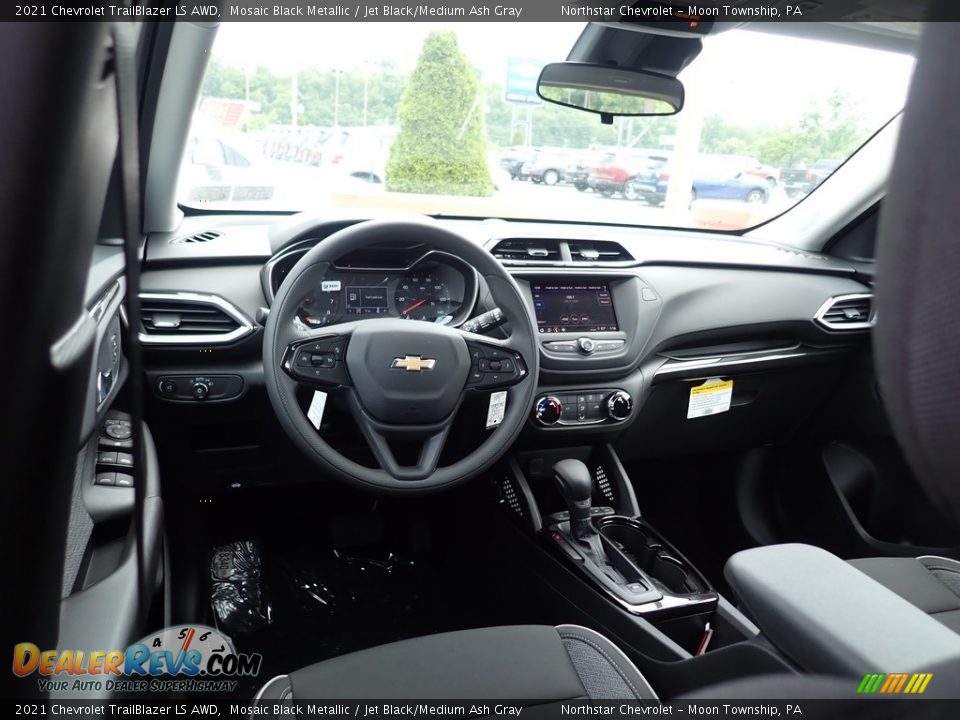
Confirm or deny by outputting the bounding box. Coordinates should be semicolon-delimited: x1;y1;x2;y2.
687;378;733;419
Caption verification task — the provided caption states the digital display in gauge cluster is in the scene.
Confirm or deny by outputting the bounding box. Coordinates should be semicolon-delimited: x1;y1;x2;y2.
294;259;471;329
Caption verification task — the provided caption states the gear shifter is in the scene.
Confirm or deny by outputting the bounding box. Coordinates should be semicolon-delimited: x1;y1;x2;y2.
553;459;594;540
553;458;616;576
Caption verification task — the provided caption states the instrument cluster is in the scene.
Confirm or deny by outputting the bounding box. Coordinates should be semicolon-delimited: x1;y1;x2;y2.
291;254;476;330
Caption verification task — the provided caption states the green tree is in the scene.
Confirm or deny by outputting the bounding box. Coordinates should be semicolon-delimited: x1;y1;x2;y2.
386;32;492;197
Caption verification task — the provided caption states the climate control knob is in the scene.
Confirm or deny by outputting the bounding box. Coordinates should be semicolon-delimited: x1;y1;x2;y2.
533;396;563;426
606;391;633;421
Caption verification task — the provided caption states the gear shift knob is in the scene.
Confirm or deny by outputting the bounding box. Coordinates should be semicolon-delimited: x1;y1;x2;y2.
554;459;593;534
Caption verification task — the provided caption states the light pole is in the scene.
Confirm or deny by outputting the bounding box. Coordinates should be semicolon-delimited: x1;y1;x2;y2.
290;69;299;127
333;69;341;128
363;67;369;127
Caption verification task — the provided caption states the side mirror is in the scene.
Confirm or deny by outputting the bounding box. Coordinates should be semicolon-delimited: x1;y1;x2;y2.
537;62;684;123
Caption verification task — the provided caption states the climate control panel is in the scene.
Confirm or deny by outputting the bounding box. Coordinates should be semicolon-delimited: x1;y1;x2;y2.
533;389;633;427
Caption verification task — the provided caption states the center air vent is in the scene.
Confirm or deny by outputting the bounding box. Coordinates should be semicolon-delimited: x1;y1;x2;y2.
568;241;633;263
137;293;254;345
170;230;223;245
489;238;635;265
491;238;562;262
815;293;875;331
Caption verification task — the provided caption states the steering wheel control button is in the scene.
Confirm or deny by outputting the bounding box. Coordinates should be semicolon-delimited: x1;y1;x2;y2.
534;396;563;426
104;423;132;440
286;337;351;387
607;390;634;421
577;337;595;354
311;353;337;368
465;341;527;390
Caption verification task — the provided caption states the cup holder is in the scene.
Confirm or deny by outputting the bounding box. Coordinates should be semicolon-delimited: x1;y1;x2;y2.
599;517;708;596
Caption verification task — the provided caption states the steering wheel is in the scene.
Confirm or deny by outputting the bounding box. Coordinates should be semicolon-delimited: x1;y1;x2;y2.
263;219;540;494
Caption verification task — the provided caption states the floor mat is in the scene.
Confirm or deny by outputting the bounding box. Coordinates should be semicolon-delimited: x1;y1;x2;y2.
208;511;498;696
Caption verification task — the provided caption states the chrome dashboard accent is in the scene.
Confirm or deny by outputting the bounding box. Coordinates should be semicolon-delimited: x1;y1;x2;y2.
654;347;815;376
814;292;876;331
127;291;256;346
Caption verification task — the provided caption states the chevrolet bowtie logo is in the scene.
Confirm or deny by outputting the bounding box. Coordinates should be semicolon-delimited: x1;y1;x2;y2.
391;355;436;372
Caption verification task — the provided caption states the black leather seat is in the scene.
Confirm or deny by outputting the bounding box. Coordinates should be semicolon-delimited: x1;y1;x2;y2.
254;625;657;702
850;556;960;635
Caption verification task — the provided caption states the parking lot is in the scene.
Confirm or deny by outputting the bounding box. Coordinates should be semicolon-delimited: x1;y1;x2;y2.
182;144;800;231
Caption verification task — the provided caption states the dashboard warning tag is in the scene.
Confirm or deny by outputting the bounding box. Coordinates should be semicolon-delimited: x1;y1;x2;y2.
307;390;328;430
486;391;507;429
687;378;733;419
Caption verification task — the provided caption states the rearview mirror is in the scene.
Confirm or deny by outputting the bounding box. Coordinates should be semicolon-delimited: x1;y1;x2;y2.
537;63;684;121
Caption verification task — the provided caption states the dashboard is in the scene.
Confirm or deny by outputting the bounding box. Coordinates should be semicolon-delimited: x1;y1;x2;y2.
134;213;878;461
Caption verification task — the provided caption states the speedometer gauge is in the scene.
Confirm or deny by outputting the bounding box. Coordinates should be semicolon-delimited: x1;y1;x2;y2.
395;270;460;322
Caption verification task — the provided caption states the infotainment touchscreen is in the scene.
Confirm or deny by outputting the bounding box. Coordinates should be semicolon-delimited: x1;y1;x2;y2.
531;281;618;333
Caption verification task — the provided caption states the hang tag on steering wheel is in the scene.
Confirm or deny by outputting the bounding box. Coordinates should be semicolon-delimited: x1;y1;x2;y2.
307;390;327;430
486;391;507;429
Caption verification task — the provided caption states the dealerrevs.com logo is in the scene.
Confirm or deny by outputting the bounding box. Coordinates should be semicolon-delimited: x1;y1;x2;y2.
12;624;262;694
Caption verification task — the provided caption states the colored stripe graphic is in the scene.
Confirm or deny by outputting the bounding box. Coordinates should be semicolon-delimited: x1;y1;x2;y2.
858;673;932;694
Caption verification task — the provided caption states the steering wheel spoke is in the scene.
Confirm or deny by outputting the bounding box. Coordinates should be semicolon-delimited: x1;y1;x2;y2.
282;328;355;389
459;334;530;392
346;390;455;481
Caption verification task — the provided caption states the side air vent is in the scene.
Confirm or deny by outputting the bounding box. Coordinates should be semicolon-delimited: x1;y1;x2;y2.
170;230;224;245
136;293;255;345
569;241;634;263
815;293;875;331
490;238;562;263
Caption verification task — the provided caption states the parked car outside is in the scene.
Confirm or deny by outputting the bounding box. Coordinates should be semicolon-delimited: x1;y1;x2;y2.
565;150;607;191
318;125;398;184
780;158;843;197
296;127;333;164
627;155;773;206
498;146;536;179
179;135;277;203
587;151;671;199
711;154;779;187
519;148;577;185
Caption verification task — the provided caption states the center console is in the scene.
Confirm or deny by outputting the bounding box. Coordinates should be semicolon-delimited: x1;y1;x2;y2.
492;444;794;696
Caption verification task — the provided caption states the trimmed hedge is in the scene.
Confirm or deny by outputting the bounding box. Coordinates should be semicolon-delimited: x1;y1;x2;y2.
386;31;493;197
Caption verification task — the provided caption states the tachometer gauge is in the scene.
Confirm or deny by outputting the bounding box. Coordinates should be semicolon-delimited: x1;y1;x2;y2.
395;270;460;322
295;285;340;328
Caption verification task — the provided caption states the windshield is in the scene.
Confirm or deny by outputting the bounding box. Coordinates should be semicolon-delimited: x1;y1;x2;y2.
179;22;915;232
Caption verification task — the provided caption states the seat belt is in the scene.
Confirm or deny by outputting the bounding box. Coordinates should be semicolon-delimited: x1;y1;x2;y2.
112;22;149;610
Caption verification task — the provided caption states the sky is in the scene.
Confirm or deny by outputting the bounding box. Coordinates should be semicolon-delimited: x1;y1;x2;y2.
212;22;916;129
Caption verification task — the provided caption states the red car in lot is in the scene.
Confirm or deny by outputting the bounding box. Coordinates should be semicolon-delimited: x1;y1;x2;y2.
587;151;670;199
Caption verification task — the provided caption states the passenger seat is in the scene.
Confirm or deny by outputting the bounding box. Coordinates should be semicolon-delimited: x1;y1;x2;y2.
851;557;960;635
